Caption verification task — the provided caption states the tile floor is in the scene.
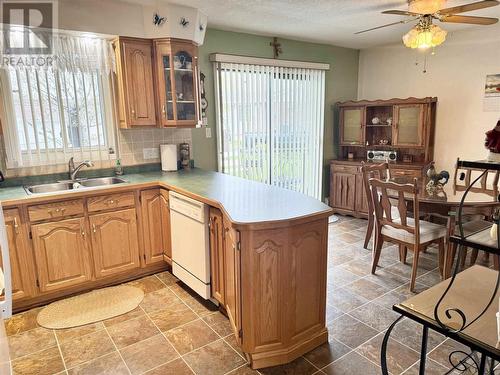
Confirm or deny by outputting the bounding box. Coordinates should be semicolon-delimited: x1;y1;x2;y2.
4;216;489;375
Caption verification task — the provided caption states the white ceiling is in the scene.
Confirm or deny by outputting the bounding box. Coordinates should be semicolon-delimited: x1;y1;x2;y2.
126;0;500;49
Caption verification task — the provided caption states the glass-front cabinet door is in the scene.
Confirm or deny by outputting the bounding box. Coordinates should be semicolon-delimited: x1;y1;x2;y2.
340;107;365;146
155;39;201;127
393;104;424;147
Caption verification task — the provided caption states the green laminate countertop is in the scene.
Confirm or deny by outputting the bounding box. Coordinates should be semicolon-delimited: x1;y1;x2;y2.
0;169;332;225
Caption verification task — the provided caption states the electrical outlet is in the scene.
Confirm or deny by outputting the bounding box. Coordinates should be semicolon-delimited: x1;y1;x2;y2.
143;148;160;160
205;127;212;138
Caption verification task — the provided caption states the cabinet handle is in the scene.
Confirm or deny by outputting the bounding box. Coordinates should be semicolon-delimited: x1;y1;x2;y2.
106;199;117;205
162;105;166;118
81;226;86;238
131;109;136;119
13;217;19;234
92;224;97;233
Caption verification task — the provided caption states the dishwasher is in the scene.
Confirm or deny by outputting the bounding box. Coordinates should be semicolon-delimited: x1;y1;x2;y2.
169;191;211;299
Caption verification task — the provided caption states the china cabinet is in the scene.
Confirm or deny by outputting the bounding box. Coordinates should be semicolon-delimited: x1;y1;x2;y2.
154;38;201;127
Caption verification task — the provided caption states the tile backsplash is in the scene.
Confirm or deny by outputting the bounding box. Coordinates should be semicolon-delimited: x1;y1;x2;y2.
0;128;192;178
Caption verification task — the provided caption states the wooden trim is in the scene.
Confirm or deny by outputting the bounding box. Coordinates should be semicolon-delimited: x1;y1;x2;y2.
337;97;437;107
210;53;330;70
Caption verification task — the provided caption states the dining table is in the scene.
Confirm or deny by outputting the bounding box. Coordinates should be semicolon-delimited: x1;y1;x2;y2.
388;177;500;278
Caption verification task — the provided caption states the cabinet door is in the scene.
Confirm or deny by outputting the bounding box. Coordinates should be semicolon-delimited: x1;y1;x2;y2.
155;40;200;127
209;208;225;304
90;208;140;278
355;174;369;214
340;107;364;146
330;172;356;211
32;217;92;293
1;209;35;301
223;218;242;344
117;38;156;127
141;189;171;265
393;104;424;147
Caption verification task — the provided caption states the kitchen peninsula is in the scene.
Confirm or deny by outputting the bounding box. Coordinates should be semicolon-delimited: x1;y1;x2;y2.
0;168;332;369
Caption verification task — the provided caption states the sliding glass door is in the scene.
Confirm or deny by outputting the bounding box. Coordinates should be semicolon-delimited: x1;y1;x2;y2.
214;61;326;200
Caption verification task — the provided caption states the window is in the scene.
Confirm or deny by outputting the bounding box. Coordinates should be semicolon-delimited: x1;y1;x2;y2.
213;55;328;200
0;31;116;168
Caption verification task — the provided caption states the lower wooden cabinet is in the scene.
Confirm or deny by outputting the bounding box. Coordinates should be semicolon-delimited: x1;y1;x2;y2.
89;208;140;278
209;207;225;304
1;209;35;301
140;189;171;265
223;218;242;343
32;217;93;293
330;171;356;212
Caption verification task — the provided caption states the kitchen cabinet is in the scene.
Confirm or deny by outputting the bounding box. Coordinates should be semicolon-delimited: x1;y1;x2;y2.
113;37;157;128
90;208;140;278
223;218;242;343
209;207;225;304
32;217;92;293
340;107;364;146
141;189;172;265
393;104;424;147
1;209;36;301
355;174;369;214
154;38;201;128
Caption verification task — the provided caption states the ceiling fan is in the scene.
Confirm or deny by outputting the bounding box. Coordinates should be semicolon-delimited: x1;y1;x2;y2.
356;0;500;49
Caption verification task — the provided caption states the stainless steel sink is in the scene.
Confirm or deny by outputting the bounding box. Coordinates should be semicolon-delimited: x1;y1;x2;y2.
24;177;127;194
79;177;127;187
24;182;79;195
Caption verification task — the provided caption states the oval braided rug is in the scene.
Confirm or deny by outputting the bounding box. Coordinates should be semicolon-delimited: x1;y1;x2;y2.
37;285;144;329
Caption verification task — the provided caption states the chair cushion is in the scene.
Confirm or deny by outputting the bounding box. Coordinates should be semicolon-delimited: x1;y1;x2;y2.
381;217;447;244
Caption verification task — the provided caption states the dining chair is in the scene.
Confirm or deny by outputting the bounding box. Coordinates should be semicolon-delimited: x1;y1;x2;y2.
361;162;391;249
369;178;447;292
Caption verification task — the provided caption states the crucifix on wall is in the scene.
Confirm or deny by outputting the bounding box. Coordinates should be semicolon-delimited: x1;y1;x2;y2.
270;37;282;59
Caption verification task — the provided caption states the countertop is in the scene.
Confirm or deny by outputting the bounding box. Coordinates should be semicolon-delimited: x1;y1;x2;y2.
0;169;332;226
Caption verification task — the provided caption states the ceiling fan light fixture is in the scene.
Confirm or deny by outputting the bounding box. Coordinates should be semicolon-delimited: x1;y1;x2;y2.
402;24;447;49
408;0;446;14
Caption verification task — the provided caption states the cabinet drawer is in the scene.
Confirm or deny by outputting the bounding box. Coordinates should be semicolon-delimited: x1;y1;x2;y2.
87;192;135;212
390;168;422;178
331;164;359;174
28;199;84;222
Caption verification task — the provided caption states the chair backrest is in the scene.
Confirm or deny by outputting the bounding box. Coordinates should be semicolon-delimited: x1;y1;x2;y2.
361;162;391;215
369;177;420;244
453;157;499;196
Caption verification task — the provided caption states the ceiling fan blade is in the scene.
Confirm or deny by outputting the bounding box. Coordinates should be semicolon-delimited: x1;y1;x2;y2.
438;0;499;15
440;14;499;24
382;10;422;16
355;18;419;34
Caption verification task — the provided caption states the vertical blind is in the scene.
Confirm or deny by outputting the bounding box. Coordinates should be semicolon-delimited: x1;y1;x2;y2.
213;56;327;200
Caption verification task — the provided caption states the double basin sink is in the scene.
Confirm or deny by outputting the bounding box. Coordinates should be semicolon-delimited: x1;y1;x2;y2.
24;177;127;195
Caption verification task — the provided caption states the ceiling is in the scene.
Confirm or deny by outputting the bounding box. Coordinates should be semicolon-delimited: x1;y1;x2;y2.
127;0;500;49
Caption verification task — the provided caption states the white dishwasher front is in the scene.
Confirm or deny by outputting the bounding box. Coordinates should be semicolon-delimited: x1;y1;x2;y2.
169;191;211;299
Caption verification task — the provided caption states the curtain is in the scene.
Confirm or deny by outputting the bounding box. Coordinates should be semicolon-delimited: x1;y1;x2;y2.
214;61;326;200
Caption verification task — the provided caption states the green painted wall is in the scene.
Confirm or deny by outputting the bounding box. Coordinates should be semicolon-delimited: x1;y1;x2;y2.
192;28;359;199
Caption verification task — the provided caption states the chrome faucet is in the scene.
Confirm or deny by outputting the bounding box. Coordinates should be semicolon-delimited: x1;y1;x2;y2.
68;157;94;181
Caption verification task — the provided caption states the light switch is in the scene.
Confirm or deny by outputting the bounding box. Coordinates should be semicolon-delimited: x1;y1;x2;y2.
205;127;212;138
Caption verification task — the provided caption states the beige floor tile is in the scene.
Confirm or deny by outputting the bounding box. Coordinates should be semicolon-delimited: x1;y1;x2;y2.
120;334;179;374
140;288;182;313
144;358;194;374
323;351;381;375
164;319;219;355
67;352;128;375
127;275;166;293
155;271;179;286
148;302;197;332
183;339;246;375
327;315;378;349
303;336;350;369
60;329;115;368
55;322;105;343
344;278;390;300
202;312;233;337
259;356;317;375
327;287;369;313
8;327;56;360
106;315;159;349
11;346;65;375
5;308;42;336
102;307;145;328
350;302;400;331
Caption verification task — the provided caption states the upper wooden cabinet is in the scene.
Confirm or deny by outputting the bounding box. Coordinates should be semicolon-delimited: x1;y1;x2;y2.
340;107;364;146
393;104;424;147
1;209;36;301
154;38;201;128
32;217;92;293
140;189;172;265
89;208;141;278
113;37;157;128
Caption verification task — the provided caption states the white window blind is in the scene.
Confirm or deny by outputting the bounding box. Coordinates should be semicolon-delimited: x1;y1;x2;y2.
213;56;327;200
0;30;116;168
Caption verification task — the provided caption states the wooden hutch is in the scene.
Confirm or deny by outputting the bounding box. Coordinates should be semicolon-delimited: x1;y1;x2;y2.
330;97;437;218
